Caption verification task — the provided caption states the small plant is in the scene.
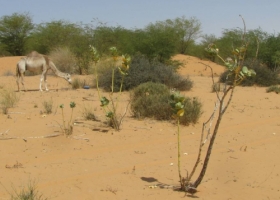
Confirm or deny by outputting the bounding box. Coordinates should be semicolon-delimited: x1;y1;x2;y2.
90;46;131;130
59;102;76;136
72;78;82;89
82;105;98;121
266;85;280;94
3;70;14;76
176;16;257;194
0;88;20;114
169;91;186;189
4;180;47;200
42;99;53;114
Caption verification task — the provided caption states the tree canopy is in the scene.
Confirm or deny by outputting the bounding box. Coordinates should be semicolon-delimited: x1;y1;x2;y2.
0;12;34;55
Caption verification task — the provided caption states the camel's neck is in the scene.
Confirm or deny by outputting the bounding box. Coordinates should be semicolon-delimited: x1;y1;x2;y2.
49;62;67;77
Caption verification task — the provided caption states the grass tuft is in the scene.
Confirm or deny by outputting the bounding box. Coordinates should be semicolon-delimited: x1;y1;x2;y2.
0;88;20;114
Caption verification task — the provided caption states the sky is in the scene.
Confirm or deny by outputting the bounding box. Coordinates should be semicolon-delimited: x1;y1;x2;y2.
0;0;279;40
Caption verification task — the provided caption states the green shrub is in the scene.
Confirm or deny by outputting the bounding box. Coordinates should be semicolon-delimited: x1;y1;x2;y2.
130;82;202;125
131;82;172;120
98;54;193;92
266;85;280;94
179;97;203;125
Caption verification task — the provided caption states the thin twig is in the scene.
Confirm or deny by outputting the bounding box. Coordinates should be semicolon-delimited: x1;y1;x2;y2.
0;133;61;140
0;129;9;135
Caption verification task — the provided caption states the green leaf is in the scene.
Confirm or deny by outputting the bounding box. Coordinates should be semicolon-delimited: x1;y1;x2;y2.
249;69;257;76
175;102;184;110
242;66;249;74
70;102;76;108
106;111;113;118
100;97;109;107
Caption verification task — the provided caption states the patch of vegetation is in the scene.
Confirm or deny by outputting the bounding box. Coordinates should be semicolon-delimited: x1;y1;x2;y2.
71;78;82;89
130;82;171;120
130;82;202;125
7;180;47;200
98;54;193;92
0;88;20;114
82;105;98;121
42;99;53;114
90;46;131;131
59;102;76;136
49;47;78;74
2;70;14;76
266;85;280;94
179;97;203;125
219;64;280;87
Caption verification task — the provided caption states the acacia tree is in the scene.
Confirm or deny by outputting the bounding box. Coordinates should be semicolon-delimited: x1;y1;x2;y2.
0;12;34;55
168;16;201;54
259;34;280;71
30;20;87;54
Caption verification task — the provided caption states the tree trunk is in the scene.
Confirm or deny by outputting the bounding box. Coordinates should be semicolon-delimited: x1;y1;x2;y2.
192;112;223;188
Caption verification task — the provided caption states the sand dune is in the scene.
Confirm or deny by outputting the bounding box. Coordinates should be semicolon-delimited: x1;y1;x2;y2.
0;54;279;200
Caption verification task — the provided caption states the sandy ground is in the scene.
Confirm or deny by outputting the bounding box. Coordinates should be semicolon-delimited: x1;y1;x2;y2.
0;54;279;200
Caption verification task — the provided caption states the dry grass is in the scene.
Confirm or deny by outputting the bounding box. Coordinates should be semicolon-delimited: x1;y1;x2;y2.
0;88;20;114
49;47;78;74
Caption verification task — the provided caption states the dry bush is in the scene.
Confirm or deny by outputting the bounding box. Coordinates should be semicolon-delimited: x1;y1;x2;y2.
9;180;47;200
266;85;280;94
81;105;98;121
0;88;20;114
42;99;53;114
49;47;78;74
2;70;14;76
72;78;82;89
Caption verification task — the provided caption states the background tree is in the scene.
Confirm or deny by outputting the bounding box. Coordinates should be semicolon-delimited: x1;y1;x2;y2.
169;16;201;54
136;21;177;62
92;26;136;56
29;20;86;54
0;12;34;55
258;34;280;71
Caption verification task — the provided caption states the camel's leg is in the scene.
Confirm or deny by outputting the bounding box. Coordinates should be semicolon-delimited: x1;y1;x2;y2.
16;76;20;92
17;73;26;92
40;74;44;91
40;71;48;91
44;73;49;91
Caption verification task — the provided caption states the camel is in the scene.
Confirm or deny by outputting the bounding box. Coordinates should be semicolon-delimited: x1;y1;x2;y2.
16;51;72;91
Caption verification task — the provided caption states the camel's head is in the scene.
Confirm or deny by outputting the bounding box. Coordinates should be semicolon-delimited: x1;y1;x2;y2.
65;73;72;84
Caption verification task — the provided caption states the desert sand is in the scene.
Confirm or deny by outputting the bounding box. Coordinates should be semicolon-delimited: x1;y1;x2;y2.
0;54;279;200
